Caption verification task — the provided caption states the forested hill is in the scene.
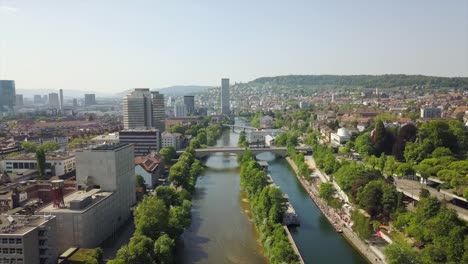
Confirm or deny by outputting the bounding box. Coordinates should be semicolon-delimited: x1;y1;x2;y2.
250;75;468;89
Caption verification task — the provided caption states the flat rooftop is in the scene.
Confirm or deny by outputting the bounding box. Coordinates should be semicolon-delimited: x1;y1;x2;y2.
89;143;130;151
37;189;112;214
0;215;55;235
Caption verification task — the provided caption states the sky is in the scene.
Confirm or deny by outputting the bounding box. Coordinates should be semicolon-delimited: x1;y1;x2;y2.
0;0;467;93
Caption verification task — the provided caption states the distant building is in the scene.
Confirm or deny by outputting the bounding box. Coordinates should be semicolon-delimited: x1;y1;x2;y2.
84;94;96;106
151;91;166;131
119;129;161;156
36;143;136;254
184;95;195;114
2;152;76;177
0;80;16;114
247;129;283;144
15;94;24;107
90;133;119;145
34;95;42;104
299;101;309;109
420;107;441;119
331;127;351;145
48;93;60;109
174;103;187;118
134;153;165;189
59;89;64;112
221;78;230;115
42;95;48;104
161;131;183;150
122;89;165;131
0;215;57;264
260;115;274;129
72;98;78;107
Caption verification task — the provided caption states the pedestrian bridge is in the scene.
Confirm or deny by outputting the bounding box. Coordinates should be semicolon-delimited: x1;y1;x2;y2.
177;146;312;158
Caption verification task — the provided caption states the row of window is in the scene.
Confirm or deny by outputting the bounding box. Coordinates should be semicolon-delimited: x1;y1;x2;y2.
0;239;21;245
0;258;23;264
0;248;22;255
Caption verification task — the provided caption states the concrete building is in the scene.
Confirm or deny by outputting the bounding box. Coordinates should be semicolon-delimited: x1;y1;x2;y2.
48;93;60;109
299;101;309;109
42;95;48;105
331;127;351;145
36;143;136;254
72;98;78;107
84;94;96;106
59;89;64;112
0;80;16;114
247;129;284;144
119;129;160;156
151;91;165;131
34;95;42;105
174;103;187;118
161;131;183;150
184;95;195;114
134;153;165;189
221;78;230;115
0;214;57;264
420;107;442;119
15;94;24;107
90;133;119;145
260;115;274;129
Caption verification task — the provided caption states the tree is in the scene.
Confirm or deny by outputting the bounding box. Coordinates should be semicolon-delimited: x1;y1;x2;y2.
396;163;414;177
39;141;60;152
372;121;387;155
109;234;155;264
168;200;192;237
354;132;374;157
155;186;179;208
384;241;421;264
169;162;189;188
159;147;176;162
431;147;452;158
319;182;335;201
21;141;37;153
154;234;175;264
36;149;46;178
134;196;168;240
135;175;146;187
238;131;248;147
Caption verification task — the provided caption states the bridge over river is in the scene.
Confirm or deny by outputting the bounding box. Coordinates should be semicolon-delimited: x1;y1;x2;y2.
177;146;312;158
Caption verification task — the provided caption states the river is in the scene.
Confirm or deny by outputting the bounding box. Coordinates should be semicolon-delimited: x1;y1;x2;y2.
178;119;367;263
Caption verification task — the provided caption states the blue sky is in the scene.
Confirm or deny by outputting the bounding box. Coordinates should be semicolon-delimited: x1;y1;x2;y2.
0;0;467;92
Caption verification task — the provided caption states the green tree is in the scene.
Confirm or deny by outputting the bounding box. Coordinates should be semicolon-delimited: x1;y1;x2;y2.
384;241;421;264
319;182;335;201
159;147;176;162
168;200;192;237
155;186;180;208
21;141;37;153
134;196;168;240
39;141;60;152
135;175;146;187
36;148;46;178
154;234;175;264
354;132;374;157
109;234;155;264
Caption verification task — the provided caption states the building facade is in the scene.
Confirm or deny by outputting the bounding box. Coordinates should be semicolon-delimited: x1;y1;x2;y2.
183;95;195;114
123;89;165;131
119;129;161;156
0;215;57;264
174;103;187;118
420;107;442;119
84;94;96;106
15;95;23;107
48;93;60;109
2;153;76;177
0;80;16;114
221;78;230;115
161;131;182;150
151;91;165;131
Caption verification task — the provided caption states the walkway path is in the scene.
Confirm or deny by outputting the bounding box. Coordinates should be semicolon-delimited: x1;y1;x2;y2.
287;157;385;264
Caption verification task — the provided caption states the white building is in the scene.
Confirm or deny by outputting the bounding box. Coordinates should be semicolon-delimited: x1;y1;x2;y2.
174;104;187;118
331;127;351;145
134;153;165;189
48;93;60;109
247;129;284;144
0;215;57;264
161;131;182;150
2;153;76;176
420;107;442;119
36;143;136;254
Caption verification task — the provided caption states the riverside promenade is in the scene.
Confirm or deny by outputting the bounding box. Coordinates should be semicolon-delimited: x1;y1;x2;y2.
286;157;385;264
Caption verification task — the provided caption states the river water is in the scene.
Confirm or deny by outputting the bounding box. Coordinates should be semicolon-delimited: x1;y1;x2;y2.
178;119;367;264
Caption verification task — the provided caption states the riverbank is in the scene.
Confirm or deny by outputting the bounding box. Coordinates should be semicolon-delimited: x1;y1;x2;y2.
286;157;384;264
283;226;305;264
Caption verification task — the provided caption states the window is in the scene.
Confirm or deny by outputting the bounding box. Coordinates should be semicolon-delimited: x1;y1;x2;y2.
2;248;8;254
9;238;15;244
2;238;7;244
15;238;21;244
16;248;22;254
9;248;15;254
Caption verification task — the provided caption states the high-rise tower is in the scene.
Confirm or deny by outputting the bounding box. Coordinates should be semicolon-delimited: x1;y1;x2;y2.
221;78;230;115
59;89;64;112
122;89;165;131
48;93;60;109
0;80;16;114
184;95;195;114
151;91;165;131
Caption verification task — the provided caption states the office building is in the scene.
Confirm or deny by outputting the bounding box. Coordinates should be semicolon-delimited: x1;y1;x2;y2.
174;103;187;118
34;95;42;104
122;89;165;131
0;215;57;264
2;152;76;176
119;129;160;156
0;80;16;114
59;89;64;112
123;89;153;129
37;144;135;254
48;93;60;109
84;94;96;106
184;95;195;114
420;107;442;119
151;91;165;131
161;131;183;150
331;127;351;145
72;98;78;107
42;95;48;104
15;94;24;107
221;78;230;115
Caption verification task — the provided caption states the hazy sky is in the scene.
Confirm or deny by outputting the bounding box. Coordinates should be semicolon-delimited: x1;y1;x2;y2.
1;0;467;92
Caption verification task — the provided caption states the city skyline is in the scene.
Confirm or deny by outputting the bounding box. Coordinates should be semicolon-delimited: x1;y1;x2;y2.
0;0;467;92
